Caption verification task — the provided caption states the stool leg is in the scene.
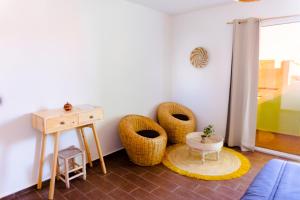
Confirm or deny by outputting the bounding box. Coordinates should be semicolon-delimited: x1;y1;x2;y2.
82;153;86;180
56;158;60;180
70;158;75;171
64;158;70;189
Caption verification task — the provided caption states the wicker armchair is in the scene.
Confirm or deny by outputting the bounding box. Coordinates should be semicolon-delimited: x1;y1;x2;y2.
119;115;167;166
157;102;196;144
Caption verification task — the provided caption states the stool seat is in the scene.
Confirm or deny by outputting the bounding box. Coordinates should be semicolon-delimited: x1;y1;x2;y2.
59;146;83;159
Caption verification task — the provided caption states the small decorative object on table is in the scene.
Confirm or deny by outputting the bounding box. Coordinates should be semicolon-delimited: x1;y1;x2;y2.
201;124;215;143
64;102;72;111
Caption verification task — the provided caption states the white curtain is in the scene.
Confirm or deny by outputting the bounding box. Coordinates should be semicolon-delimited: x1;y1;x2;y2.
227;18;260;151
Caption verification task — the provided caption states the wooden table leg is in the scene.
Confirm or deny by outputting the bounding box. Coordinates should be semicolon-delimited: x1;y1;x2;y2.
37;132;47;189
79;127;93;167
91;123;107;174
201;152;205;164
216;151;220;161
49;132;60;200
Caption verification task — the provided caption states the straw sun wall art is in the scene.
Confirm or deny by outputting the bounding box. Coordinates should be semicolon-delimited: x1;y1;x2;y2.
190;47;208;68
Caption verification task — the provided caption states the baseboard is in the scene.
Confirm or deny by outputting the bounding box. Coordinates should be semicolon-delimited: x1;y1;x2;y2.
104;147;124;156
255;146;300;161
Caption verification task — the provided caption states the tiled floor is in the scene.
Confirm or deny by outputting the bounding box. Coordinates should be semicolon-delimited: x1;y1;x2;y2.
3;149;281;200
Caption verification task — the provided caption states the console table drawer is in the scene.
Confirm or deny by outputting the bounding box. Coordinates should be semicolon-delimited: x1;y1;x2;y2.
46;115;78;133
79;109;103;125
32;105;103;133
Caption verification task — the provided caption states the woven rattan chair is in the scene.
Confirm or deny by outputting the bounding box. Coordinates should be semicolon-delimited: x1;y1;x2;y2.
157;102;196;144
119;115;167;166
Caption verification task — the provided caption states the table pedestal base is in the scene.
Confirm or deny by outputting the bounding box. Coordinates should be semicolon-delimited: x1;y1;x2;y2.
189;147;221;164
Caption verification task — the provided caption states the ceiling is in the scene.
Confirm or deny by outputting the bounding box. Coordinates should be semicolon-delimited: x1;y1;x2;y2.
126;0;234;15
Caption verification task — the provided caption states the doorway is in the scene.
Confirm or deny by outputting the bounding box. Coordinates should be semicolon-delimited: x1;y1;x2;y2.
256;22;300;155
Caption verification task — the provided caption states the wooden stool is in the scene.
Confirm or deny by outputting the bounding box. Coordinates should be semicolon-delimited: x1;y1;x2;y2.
57;146;86;188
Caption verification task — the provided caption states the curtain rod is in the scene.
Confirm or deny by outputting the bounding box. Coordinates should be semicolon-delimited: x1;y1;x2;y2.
227;14;300;24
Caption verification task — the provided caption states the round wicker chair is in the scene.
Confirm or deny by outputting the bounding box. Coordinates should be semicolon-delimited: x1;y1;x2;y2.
157;102;196;144
119;115;167;166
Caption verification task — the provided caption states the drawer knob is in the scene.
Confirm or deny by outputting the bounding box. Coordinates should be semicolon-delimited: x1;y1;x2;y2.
89;115;94;119
60;121;65;125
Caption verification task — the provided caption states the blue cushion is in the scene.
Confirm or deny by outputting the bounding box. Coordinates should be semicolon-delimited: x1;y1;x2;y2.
274;160;300;200
241;159;300;200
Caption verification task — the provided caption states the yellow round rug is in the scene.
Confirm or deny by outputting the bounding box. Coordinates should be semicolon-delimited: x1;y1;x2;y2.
162;144;251;180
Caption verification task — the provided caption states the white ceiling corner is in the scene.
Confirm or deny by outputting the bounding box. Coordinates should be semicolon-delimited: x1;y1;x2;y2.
126;0;234;15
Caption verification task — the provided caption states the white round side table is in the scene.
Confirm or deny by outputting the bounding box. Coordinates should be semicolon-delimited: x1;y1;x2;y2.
186;132;224;163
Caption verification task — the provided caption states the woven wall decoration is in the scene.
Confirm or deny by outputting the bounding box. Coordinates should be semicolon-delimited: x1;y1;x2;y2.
190;47;208;68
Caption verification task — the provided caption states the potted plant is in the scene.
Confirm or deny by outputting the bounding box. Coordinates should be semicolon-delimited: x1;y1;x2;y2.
201;124;215;143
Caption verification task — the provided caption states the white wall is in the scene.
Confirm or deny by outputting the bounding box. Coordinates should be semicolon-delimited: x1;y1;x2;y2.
0;0;171;197
170;0;300;137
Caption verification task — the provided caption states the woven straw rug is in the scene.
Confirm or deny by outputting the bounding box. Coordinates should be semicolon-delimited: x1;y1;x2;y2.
162;144;251;180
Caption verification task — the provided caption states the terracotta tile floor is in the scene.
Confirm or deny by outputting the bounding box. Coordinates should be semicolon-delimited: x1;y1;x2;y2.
3;149;283;200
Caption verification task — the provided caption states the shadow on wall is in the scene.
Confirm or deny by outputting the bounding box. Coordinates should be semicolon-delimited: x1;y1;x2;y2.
94;103;161;156
96;117;122;155
0;114;46;197
148;105;159;121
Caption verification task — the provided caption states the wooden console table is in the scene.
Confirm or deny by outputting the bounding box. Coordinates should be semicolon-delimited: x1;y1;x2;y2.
32;105;107;200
